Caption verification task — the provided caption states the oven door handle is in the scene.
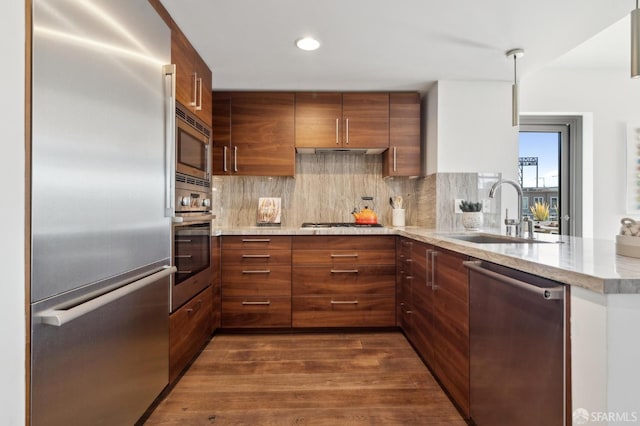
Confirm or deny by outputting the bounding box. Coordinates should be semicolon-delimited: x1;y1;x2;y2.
173;214;215;225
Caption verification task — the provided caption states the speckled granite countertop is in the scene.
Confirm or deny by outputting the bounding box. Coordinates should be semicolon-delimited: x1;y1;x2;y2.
213;226;640;294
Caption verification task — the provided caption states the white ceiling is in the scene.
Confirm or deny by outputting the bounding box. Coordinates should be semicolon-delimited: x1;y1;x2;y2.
160;0;632;93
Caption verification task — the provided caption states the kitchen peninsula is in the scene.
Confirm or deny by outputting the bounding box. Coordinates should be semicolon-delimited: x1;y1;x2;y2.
213;225;640;422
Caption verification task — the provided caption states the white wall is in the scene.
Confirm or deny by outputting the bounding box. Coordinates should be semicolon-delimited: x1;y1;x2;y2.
521;67;640;240
1;1;26;425
426;80;519;226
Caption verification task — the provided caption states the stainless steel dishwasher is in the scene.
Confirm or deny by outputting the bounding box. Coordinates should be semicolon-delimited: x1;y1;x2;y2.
464;260;566;426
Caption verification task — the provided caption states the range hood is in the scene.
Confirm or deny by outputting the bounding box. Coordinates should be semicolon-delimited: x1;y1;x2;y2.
296;148;387;155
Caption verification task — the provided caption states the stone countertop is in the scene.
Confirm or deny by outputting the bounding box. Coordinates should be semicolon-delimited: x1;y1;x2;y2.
212;226;640;294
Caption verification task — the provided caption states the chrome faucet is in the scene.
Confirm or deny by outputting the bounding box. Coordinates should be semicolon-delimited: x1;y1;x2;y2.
489;179;527;238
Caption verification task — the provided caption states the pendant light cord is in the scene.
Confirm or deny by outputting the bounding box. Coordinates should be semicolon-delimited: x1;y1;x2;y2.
513;54;517;84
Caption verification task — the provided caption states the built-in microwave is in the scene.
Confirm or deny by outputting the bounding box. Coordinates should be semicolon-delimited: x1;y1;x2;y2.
176;102;211;182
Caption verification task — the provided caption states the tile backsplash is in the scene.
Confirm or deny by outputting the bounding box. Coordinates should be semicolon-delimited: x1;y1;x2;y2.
212;153;501;231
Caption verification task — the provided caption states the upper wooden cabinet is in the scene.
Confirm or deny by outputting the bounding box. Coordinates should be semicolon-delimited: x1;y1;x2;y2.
342;93;389;149
383;92;422;177
295;92;390;150
212;92;295;176
295;92;342;148
171;25;212;127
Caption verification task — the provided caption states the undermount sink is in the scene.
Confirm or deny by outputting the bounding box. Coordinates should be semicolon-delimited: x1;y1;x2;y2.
441;233;560;244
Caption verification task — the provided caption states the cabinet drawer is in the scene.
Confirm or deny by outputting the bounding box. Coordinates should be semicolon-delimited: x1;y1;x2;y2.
222;249;291;265
293;235;395;251
292;265;395;296
221;296;291;328
293;249;395;266
223;236;291;250
169;286;213;382
222;265;291;297
292;295;395;327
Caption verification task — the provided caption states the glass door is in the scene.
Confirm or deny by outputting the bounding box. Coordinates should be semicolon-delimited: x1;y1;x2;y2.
519;116;582;236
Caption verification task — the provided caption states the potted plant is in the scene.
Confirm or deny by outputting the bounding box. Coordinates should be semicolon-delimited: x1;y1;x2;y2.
530;201;550;222
459;200;483;231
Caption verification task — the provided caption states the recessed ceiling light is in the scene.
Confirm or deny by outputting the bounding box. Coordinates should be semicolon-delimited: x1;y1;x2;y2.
296;37;320;51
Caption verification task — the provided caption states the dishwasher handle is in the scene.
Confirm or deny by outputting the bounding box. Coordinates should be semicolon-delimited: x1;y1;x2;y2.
37;266;177;327
463;260;564;300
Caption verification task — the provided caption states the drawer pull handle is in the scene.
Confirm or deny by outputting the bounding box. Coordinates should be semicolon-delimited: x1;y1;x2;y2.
330;300;359;305
330;253;358;258
177;270;192;274
175;255;193;259
242;254;271;258
242;301;271;305
330;269;359;274
186;299;203;314
175;239;192;243
241;269;271;274
242;238;271;243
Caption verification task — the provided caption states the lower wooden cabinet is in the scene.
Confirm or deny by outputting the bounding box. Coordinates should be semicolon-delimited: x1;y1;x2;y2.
169;285;213;383
397;239;470;418
221;236;292;328
431;248;470;417
292;295;394;327
221;297;292;328
292;235;396;328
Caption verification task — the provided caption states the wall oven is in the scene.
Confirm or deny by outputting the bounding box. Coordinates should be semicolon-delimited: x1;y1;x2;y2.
172;220;211;311
176;102;211;182
171;178;213;312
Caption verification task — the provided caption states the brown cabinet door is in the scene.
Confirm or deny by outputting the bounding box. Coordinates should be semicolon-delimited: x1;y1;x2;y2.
171;26;197;111
292;295;395;328
231;92;295;176
408;241;436;366
222;296;291;328
342;93;389;149
171;24;212;127
222;265;292;297
169;286;213;383
432;248;470;418
292;265;395;296
295;92;343;148
212;92;231;175
195;54;212;127
384;92;421;177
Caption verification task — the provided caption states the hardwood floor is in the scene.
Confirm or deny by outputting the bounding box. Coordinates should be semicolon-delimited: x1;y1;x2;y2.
144;332;466;425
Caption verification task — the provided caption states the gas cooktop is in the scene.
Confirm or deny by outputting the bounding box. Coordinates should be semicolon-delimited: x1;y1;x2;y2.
301;222;384;228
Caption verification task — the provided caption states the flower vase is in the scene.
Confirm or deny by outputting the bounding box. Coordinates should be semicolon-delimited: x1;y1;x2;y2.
462;211;483;231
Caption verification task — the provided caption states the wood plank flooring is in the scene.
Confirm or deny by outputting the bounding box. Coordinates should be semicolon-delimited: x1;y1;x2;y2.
144;332;466;425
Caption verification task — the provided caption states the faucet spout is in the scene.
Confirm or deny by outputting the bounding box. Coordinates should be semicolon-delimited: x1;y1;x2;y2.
489;179;525;237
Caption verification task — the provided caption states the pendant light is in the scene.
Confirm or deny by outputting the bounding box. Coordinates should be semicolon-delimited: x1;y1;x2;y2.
632;0;640;78
506;48;524;127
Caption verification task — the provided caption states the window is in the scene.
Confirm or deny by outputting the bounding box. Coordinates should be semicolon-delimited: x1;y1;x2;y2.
520;116;583;236
533;196;544;205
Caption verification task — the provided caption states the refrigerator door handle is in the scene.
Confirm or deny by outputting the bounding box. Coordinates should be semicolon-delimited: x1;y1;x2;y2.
37;266;176;327
163;64;176;217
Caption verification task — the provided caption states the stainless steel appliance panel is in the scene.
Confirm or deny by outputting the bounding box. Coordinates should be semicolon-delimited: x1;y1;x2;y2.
31;267;174;426
31;0;171;302
467;260;565;426
172;220;212;311
176;105;211;181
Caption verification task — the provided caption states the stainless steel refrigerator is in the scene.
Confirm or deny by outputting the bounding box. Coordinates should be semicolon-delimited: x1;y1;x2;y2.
30;0;175;424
